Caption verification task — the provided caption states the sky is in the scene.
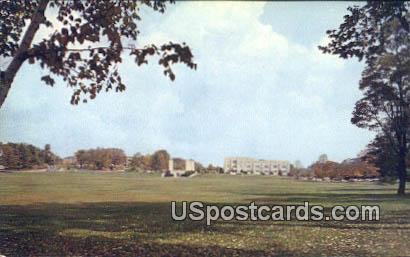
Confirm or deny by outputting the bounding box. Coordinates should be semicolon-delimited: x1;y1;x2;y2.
0;1;374;167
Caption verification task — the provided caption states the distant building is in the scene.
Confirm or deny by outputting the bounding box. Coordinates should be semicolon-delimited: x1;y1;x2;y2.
62;156;76;165
168;158;195;176
341;158;361;165
293;160;303;169
169;159;174;172
126;156;133;167
185;159;195;171
318;154;328;164
224;157;290;176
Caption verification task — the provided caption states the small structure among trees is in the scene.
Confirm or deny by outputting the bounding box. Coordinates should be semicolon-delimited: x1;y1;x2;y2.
318;154;328;164
167;158;195;177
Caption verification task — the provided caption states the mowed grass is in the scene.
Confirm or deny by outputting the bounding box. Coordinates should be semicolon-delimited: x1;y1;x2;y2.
0;171;410;256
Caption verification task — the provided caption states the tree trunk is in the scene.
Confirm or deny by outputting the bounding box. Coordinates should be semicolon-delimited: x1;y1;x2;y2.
397;148;407;195
0;0;49;108
0;76;12;109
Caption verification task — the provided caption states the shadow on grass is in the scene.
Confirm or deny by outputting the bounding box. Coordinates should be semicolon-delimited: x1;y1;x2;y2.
238;188;410;232
0;201;387;257
329;188;393;192
244;192;410;205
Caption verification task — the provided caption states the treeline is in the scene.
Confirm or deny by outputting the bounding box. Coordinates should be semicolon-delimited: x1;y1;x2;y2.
0;142;220;173
0;143;60;170
128;150;217;173
288;154;381;180
129;150;170;171
310;161;380;179
75;148;127;170
73;148;206;172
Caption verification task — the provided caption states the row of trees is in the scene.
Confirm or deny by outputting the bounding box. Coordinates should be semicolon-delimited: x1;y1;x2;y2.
128;150;220;173
310;161;380;180
0;143;217;173
289;154;380;179
129;150;170;171
0;143;60;169
74;148;127;170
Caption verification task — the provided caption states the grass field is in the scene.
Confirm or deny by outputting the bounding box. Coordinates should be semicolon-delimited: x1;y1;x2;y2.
0;171;409;256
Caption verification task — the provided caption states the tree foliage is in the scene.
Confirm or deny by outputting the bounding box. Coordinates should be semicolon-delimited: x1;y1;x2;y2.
130;149;170;171
320;1;410;194
361;133;410;178
172;157;185;170
74;148;126;170
0;142;61;169
311;161;380;179
0;0;196;107
361;134;398;177
151;149;170;171
319;2;409;62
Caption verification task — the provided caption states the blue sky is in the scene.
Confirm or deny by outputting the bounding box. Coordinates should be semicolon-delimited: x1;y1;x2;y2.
0;2;373;167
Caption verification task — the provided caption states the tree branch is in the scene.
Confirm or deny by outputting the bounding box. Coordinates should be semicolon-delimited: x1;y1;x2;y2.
0;0;49;108
65;47;135;52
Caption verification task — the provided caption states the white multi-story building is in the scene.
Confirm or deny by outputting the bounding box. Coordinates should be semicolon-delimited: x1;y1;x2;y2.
224;157;290;176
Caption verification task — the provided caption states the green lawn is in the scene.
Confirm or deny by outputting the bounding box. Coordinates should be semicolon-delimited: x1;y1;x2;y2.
0;171;409;256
